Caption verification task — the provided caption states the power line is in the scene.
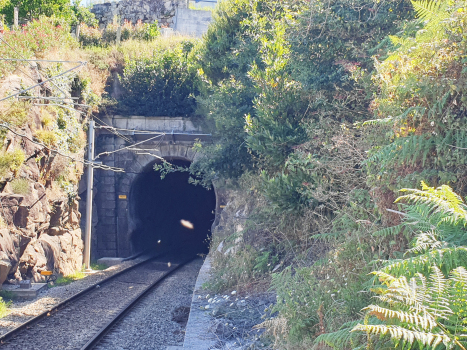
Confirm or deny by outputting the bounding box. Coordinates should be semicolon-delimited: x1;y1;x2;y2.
0;61;86;102
0;123;124;172
95;133;165;159
0;37;71;98
93;116;133;143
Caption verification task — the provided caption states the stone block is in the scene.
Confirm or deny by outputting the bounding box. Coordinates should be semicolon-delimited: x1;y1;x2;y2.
100;185;116;193
105;233;117;242
100;217;115;226
103;225;117;235
102;200;116;209
103;176;116;185
104;193;116;201
117;207;127;217
103;209;116;217
106;241;117;250
119;184;130;193
1;283;47;300
98;250;117;257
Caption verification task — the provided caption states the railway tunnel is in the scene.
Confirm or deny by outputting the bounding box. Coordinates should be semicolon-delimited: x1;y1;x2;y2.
128;158;216;256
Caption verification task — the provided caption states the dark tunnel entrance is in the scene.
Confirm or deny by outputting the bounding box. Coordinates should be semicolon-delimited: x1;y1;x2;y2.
129;159;216;256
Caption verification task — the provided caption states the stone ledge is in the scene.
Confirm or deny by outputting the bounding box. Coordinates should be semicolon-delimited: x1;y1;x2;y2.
1;283;47;300
97;257;124;267
181;256;217;349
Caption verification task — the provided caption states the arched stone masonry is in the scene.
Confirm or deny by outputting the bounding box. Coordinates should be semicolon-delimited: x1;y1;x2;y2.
89;116;219;258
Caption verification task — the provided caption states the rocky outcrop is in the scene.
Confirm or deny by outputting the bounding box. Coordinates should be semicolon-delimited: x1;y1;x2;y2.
0;74;85;286
0;183;84;284
91;0;185;28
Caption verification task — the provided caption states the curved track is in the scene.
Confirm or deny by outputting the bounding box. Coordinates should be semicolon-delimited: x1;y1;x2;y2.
0;254;195;350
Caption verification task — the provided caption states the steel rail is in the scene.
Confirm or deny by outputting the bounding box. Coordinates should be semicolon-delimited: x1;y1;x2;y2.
80;255;197;350
0;254;160;345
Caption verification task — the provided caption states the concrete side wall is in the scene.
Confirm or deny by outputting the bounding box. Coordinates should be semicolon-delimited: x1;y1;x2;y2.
173;8;212;37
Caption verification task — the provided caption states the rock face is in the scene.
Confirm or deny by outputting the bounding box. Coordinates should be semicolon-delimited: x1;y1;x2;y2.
91;0;185;28
1;186;84;284
0;75;85;286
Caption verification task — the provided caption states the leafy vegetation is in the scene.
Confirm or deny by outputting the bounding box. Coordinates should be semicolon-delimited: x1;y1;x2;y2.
115;39;199;116
80;20;160;47
52;271;86;287
10;178;30;195
0;297;11;318
175;0;467;349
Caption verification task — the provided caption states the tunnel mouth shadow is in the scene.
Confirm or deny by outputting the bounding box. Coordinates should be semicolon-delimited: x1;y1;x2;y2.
128;158;216;256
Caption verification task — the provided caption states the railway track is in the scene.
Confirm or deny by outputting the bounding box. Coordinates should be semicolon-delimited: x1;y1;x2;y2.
0;254;196;350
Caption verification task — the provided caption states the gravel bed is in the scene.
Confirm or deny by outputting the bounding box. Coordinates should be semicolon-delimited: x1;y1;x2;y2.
0;258;145;337
0;257;181;349
195;290;277;350
94;258;203;350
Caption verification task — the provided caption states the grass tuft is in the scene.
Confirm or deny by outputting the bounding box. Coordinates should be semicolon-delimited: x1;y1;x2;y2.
52;271;86;287
90;262;108;271
10;178;30;195
0;297;11;318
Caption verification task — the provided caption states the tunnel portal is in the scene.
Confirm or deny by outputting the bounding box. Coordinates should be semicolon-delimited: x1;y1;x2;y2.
129;159;216;256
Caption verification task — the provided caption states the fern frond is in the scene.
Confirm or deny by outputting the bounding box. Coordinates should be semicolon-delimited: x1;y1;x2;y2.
381;247;467;278
407;231;443;254
314;320;363;349
352;324;452;348
363;305;437;330
397;183;467;223
411;0;450;31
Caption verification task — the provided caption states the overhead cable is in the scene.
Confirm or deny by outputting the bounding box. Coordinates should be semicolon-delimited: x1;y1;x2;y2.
95;133;165;159
0;61;86;102
93;116;133;143
0;123;124;172
0;37;70;98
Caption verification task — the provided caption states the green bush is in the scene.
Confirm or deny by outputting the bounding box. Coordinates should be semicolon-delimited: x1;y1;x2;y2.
348;183;467;349
0;101;29;128
117;41;199;116
0;149;25;178
79;23;102;47
0;297;10;318
0;17;75;77
363;0;467;196
84;20;160;47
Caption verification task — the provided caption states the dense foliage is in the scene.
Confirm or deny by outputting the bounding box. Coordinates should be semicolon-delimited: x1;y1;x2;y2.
0;0;96;26
116;41;199;116
185;0;467;349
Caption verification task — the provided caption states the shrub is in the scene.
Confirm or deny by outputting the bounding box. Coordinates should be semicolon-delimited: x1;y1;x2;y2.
0;149;25;177
117;41;199;116
10;178;30;195
349;183;467;349
79;23;102;47
94;20;160;47
0;297;10;318
0;101;29;128
35;130;58;147
363;0;467;196
0;17;75;76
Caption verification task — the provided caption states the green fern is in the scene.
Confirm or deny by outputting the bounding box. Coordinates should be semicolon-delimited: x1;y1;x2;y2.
411;0;450;32
314;320;365;349
354;267;467;350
